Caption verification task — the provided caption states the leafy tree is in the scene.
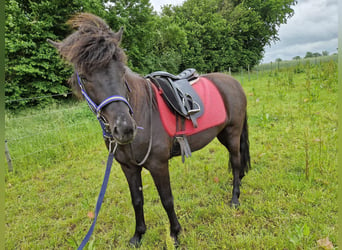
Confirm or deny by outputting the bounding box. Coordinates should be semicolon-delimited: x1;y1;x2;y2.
293;56;301;60
161;0;297;72
5;0;106;109
305;52;314;58
151;18;189;73
162;0;236;72
6;0;67;108
322;51;329;56
105;0;190;74
105;0;160;74
236;0;297;42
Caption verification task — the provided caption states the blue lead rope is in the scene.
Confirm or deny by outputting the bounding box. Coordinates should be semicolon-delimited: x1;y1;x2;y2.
74;72;145;248
74;72;128;248
78;150;115;249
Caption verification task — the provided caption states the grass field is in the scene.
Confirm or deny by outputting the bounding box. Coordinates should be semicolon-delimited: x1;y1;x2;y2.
5;60;338;249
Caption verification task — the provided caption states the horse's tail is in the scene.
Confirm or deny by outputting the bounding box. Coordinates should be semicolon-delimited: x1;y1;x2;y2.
240;113;251;178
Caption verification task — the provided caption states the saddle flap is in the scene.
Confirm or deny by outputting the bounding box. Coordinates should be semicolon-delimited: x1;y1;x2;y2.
172;79;204;119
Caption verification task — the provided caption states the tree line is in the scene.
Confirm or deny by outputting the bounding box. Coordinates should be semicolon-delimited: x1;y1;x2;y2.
274;51;336;62
5;0;297;109
296;51;334;60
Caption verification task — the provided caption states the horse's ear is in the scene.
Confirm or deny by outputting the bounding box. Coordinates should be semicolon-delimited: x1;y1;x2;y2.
114;27;124;43
47;39;62;50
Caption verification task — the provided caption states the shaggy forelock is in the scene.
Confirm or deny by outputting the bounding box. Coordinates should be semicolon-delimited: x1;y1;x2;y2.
57;13;127;73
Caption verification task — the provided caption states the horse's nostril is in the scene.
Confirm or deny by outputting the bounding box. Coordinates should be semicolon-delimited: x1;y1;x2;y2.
113;124;135;137
113;126;119;135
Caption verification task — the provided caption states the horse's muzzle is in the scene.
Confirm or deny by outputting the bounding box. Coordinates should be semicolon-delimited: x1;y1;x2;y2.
112;114;137;144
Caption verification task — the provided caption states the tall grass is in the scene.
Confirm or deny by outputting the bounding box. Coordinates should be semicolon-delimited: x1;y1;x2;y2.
5;60;338;249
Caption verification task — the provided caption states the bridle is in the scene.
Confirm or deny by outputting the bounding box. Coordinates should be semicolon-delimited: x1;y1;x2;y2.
75;72;153;162
76;72;133;144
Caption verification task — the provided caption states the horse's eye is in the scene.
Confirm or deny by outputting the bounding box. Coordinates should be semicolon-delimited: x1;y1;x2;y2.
80;76;89;84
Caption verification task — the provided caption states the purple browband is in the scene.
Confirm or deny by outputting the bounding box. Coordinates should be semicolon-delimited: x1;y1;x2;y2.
76;73;133;116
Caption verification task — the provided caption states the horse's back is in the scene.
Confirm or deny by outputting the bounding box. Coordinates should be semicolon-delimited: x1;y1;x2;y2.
203;73;247;126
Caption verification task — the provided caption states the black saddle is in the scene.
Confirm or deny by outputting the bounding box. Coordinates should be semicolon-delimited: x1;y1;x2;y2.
146;68;204;128
148;68;199;82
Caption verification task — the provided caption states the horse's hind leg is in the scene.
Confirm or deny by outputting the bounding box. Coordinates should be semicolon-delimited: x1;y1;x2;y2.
218;129;242;206
218;117;250;207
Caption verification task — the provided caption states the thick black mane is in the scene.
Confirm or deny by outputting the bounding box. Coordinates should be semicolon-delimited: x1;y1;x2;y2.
57;13;126;74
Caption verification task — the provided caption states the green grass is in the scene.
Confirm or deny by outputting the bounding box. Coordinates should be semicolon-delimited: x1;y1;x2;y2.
5;61;338;249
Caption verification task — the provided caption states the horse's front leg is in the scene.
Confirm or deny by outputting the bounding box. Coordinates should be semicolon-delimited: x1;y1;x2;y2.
149;163;181;245
120;164;146;246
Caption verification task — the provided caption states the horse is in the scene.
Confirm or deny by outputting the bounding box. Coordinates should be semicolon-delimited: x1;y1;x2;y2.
48;13;250;247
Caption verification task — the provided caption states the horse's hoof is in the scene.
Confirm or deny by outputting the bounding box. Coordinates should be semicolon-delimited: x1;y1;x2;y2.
129;235;142;248
171;235;180;248
230;199;240;209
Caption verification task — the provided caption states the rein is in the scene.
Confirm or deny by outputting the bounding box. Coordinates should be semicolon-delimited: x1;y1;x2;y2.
133;79;153;166
75;73;153;249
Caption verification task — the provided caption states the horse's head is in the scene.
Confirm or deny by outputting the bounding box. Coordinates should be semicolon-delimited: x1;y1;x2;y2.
48;13;137;145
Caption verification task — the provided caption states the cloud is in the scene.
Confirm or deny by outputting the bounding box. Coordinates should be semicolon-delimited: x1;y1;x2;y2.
263;0;338;62
265;37;338;61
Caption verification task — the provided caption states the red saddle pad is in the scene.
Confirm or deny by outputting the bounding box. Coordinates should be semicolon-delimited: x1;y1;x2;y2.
152;77;227;136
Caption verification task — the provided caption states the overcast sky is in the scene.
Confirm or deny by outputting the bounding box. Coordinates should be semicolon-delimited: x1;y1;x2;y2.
150;0;338;63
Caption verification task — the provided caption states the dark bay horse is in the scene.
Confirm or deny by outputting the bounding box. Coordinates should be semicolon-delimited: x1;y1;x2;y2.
48;13;250;246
